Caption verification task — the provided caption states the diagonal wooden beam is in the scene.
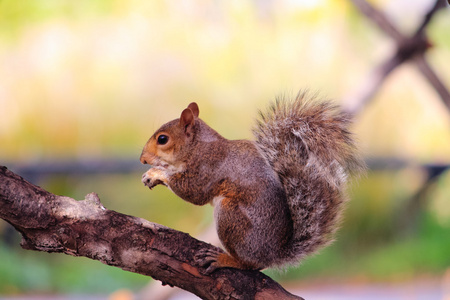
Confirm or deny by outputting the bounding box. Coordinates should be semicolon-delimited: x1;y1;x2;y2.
350;0;404;41
345;0;450;115
414;54;450;111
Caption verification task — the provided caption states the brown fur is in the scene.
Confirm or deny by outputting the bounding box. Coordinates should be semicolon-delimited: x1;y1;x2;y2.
140;92;364;272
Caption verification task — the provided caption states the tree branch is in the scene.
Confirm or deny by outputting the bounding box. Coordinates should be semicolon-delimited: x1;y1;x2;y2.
0;166;302;300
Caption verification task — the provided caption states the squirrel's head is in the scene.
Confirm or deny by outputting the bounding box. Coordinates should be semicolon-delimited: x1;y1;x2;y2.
140;102;200;168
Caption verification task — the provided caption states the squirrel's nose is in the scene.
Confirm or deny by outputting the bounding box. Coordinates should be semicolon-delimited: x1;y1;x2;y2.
140;155;148;165
140;151;157;165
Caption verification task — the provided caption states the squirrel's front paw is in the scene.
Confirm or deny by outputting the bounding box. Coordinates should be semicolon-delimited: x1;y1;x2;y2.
141;168;168;189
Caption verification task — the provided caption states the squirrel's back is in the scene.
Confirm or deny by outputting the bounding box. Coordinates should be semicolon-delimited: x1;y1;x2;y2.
253;91;364;265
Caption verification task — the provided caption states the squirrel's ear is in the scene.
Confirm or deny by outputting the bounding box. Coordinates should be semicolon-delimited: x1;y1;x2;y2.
180;108;195;136
187;102;199;118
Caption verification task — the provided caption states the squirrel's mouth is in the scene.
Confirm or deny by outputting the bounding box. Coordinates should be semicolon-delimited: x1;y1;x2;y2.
151;158;169;169
158;162;169;169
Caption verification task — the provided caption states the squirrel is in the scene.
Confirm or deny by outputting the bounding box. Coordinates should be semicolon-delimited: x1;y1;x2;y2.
140;91;364;273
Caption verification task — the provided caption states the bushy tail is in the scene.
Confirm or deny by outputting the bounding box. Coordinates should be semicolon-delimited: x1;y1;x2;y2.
253;91;364;265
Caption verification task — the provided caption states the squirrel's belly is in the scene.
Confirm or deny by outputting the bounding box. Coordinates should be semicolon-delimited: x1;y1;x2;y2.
212;191;292;268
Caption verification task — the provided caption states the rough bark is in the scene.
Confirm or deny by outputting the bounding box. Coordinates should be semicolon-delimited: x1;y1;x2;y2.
0;166;302;300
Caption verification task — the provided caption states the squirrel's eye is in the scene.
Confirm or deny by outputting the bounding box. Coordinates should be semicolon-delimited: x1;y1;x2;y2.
157;134;169;145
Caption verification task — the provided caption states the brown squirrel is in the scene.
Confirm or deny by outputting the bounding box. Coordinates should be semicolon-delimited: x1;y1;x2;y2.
140;92;364;273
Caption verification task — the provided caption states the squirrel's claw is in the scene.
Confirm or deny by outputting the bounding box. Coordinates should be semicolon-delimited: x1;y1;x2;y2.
141;168;168;189
195;247;223;274
141;173;161;189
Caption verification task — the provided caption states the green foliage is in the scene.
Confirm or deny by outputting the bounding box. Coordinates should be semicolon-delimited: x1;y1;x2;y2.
0;0;115;40
0;242;149;294
266;174;450;282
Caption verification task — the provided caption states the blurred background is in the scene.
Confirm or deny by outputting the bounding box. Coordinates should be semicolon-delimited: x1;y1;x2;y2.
0;0;449;299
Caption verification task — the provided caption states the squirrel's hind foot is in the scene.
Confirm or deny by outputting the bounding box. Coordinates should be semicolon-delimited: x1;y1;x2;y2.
195;247;261;274
195;247;224;274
